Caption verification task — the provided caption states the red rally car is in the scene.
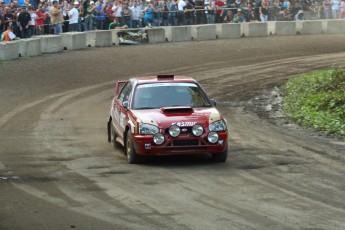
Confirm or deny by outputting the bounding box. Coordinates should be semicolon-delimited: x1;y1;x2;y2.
107;75;229;164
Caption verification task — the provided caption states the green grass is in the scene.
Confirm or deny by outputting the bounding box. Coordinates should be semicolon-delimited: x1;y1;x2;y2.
282;67;345;136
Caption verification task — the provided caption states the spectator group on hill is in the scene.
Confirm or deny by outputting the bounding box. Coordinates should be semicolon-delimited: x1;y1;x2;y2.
1;0;345;40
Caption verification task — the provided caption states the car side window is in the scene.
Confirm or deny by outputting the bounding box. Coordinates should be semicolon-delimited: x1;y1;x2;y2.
118;82;133;104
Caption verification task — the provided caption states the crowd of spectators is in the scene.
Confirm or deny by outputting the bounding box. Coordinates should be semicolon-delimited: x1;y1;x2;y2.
1;0;345;40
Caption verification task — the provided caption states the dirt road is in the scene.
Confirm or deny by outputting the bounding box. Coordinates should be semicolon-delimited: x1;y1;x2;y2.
1;35;345;230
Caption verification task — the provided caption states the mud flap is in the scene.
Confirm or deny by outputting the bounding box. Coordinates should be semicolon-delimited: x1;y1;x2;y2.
107;120;111;143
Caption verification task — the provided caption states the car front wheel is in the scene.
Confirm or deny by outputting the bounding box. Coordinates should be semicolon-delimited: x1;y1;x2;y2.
212;146;228;163
126;130;141;164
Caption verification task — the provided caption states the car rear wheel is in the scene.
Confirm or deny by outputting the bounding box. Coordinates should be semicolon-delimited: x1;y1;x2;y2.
126;130;141;164
212;146;228;163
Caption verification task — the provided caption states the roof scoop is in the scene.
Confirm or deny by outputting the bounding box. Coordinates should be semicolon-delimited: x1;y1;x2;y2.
160;107;194;114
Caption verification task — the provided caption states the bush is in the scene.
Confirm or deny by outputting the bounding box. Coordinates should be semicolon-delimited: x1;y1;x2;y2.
282;67;345;136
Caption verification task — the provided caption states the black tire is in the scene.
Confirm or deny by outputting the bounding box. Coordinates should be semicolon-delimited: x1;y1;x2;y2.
125;130;141;164
212;146;228;163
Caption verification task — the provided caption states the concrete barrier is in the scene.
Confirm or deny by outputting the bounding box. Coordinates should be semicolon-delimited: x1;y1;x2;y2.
243;22;268;37
0;41;20;60
18;38;41;57
95;30;113;47
86;31;96;47
322;19;345;34
216;23;241;39
164;26;192;42
111;29;120;45
147;28;165;43
296;20;323;35
61;32;87;50
267;21;297;36
35;35;63;53
191;24;217;41
86;30;113;47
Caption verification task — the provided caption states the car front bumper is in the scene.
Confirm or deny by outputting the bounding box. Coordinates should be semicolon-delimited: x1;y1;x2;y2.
131;132;228;156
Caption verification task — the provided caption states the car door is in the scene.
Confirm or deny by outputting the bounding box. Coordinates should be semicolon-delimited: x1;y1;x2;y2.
113;81;133;140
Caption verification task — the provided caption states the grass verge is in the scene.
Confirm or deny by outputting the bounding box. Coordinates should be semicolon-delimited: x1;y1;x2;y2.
282;67;345;136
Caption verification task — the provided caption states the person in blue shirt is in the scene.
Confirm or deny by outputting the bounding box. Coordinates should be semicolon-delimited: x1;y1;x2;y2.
143;2;154;27
95;0;105;29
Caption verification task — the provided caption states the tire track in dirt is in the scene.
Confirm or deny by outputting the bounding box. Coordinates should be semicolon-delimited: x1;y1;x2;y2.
1;47;345;229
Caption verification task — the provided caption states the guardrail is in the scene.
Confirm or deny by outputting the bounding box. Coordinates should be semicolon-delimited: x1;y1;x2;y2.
1;20;345;61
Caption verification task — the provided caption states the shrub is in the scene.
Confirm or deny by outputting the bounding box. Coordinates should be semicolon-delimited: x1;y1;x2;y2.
282;67;345;135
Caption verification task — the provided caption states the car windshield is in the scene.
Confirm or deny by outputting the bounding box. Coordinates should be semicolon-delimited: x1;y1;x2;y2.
132;83;211;109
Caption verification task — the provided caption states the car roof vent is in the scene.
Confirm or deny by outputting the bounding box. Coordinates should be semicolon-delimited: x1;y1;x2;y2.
157;74;174;80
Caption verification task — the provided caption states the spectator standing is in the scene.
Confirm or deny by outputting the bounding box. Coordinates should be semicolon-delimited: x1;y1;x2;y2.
214;0;224;23
339;0;345;18
205;0;215;24
2;7;15;32
121;2;132;27
143;2;154;26
86;1;96;30
169;0;177;26
152;0;161;26
17;6;31;38
331;0;340;18
259;1;269;22
28;6;36;36
177;0;186;25
112;0;123;23
62;4;69;32
50;0;63;34
35;4;45;35
161;1;170;26
195;0;206;24
68;1;79;31
323;0;332;18
105;2;114;29
130;1;141;28
95;0;105;29
269;0;280;21
184;0;194;25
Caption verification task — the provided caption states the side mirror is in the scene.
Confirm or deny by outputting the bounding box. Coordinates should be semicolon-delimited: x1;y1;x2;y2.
122;101;129;109
210;99;217;107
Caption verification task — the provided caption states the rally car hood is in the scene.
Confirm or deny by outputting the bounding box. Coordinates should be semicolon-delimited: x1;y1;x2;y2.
131;107;222;128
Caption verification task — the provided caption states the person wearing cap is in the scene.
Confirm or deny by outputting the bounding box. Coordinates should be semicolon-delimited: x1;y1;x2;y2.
233;8;245;23
1;24;20;41
68;1;79;31
86;0;96;30
17;6;31;38
50;0;64;34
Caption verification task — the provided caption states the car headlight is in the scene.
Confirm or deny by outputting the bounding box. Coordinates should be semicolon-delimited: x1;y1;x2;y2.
169;125;180;137
153;133;165;145
139;123;159;134
208;132;219;143
209;120;227;131
192;124;204;137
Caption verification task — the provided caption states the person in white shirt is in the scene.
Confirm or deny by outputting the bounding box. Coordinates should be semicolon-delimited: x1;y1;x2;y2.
28;6;37;37
130;1;141;28
68;1;80;31
177;0;186;25
112;0;123;23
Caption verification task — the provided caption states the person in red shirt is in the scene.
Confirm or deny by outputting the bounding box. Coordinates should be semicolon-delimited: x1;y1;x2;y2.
35;5;46;35
214;0;224;23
